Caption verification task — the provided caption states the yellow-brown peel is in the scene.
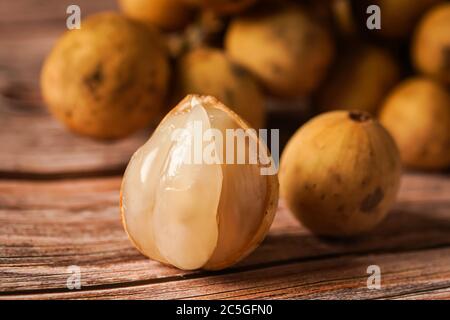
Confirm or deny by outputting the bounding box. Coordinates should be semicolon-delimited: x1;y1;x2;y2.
280;110;401;237
379;77;450;170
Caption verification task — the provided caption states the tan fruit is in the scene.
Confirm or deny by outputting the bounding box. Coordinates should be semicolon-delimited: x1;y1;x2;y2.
379;77;450;170
174;47;265;128
41;13;169;139
225;5;335;98
318;44;400;114
118;0;192;30
182;0;257;15
121;95;279;270
280;110;401;237
412;3;450;85
354;0;442;39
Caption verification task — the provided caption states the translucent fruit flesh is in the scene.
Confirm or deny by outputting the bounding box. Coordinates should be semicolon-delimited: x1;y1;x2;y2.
121;95;275;270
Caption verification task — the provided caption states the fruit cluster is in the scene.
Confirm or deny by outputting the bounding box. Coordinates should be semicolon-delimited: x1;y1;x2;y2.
41;0;450;170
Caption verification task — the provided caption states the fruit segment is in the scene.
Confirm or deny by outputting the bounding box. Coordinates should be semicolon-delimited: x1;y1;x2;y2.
153;103;222;270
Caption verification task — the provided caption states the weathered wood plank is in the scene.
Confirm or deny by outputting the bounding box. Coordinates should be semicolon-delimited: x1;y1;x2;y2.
390;287;450;300
4;246;450;299
0;173;449;296
0;101;150;176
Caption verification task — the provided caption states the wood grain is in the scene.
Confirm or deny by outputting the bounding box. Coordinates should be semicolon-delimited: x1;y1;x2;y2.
1;173;449;298
4;247;450;300
0;100;150;176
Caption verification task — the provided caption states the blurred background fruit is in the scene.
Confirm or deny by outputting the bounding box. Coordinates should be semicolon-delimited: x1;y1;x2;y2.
330;0;358;37
41;12;170;139
35;0;450;172
317;43;400;114
173;47;265;128
225;4;335;98
379;77;450;170
412;3;450;85
118;0;193;30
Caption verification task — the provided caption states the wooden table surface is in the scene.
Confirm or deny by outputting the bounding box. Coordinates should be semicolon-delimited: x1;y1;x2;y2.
1;0;450;300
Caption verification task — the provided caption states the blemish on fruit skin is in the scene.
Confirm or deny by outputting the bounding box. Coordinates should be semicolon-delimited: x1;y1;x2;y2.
230;63;247;78
84;63;103;94
420;147;429;157
360;187;384;213
332;173;342;184
304;183;317;190
270;63;283;75
361;177;370;187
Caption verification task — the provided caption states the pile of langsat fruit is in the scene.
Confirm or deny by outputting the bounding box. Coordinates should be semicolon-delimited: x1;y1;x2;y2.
40;0;450;271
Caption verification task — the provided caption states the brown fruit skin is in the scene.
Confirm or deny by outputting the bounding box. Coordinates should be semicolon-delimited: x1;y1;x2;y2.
412;3;450;85
354;0;442;39
182;0;257;15
41;13;170;139
280;111;401;237
379;77;450;170
174;47;265;128
225;5;335;98
118;0;192;31
318;44;400;115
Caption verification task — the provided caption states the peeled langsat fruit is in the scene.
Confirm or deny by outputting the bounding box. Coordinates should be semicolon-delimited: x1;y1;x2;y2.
121;95;279;270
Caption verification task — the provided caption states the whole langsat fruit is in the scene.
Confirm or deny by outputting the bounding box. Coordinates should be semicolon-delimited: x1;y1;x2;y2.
412;2;450;85
121;95;279;270
379;77;450;170
225;4;335;98
41;13;169;139
280;111;401;237
318;43;400;115
174;47;265;128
